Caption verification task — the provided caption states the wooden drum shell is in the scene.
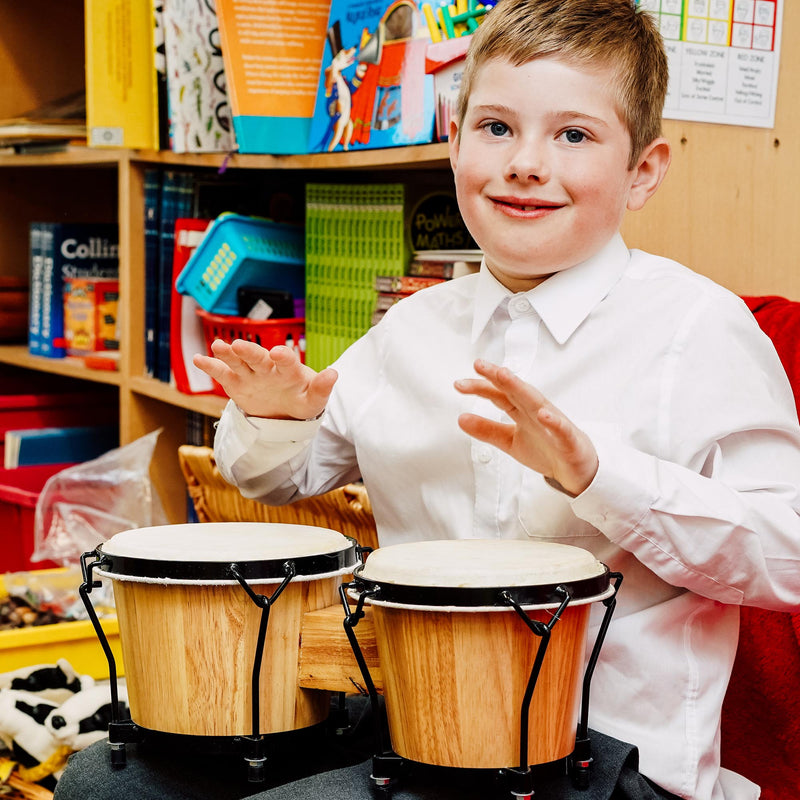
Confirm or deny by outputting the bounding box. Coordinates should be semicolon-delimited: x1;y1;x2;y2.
113;575;339;737
371;601;590;769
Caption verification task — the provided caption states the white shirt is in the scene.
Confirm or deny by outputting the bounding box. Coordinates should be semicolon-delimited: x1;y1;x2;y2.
214;234;800;800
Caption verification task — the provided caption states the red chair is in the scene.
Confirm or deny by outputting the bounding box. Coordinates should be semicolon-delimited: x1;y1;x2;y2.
719;297;800;799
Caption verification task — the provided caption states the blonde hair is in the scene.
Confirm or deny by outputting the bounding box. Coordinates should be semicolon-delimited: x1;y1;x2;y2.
455;0;668;168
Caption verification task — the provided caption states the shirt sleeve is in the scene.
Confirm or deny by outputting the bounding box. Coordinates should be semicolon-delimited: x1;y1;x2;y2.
212;323;384;504
571;297;800;612
213;401;327;504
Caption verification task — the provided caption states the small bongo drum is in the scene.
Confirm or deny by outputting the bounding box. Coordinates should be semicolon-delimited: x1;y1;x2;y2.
343;539;620;782
80;522;358;776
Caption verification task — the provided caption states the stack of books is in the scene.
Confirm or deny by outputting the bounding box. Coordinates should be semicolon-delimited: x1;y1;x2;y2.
27;223;119;360
305;183;406;369
372;250;481;325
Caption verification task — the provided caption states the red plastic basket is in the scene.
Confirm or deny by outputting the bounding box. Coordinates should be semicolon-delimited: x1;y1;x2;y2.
197;309;306;396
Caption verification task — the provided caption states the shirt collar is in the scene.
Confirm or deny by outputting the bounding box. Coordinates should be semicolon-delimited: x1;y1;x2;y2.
471;234;630;345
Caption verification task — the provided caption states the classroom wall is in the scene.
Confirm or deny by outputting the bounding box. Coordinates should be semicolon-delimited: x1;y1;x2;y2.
621;2;799;301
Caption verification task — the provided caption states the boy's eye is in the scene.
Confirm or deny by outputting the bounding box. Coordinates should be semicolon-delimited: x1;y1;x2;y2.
562;129;586;144
486;121;509;137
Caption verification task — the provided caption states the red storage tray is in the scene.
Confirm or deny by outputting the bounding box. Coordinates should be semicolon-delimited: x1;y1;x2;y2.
0;464;73;572
197;309;305;397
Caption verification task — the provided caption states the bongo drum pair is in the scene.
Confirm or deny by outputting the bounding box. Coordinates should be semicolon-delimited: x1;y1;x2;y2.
81;525;621;799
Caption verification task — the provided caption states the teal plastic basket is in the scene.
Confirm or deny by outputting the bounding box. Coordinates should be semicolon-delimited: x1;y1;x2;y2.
175;213;305;315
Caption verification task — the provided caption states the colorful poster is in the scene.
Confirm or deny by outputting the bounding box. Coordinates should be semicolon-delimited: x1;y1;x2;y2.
638;0;783;128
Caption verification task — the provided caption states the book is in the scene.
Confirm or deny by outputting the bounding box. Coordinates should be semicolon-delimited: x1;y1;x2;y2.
304;178;473;368
374;275;445;293
144;168;163;377
37;224;119;359
215;0;330;154
153;0;172;150
163;0;235;153
37;225;60;358
4;425;119;470
0;91;87;147
169;218;215;395
408;249;482;278
307;0;435;154
63;278;120;356
84;0;159;148
157;171;195;382
27;224;44;355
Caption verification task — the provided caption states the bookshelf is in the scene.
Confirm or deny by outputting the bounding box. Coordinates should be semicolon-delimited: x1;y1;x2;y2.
0;135;449;523
2;2;800;523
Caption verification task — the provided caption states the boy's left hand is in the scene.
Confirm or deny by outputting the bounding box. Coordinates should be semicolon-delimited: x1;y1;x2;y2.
455;359;598;497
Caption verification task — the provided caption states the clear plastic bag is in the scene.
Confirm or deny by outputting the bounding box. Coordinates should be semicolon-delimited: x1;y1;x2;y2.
32;429;168;567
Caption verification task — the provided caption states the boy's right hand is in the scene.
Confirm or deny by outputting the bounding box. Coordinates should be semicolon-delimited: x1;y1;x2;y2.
192;339;338;420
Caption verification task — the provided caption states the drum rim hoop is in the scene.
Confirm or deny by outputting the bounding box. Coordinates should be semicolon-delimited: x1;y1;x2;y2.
350;565;611;608
94;539;359;582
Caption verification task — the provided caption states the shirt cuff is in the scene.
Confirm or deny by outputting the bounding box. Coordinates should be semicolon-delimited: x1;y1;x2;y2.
569;435;657;542
226;400;324;443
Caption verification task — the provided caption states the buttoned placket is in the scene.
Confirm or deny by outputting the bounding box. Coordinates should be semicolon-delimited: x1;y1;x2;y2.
471;294;541;538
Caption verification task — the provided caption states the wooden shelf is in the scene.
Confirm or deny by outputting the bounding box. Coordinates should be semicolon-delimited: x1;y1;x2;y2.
0;148;122;168
129;375;227;418
129;141;451;171
0;142;450;173
0;345;121;386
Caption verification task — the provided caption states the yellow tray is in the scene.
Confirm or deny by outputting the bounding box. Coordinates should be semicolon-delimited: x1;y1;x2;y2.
0;617;123;679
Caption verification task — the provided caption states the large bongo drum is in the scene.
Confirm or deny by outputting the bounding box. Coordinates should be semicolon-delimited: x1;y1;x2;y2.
344;539;619;776
81;523;358;754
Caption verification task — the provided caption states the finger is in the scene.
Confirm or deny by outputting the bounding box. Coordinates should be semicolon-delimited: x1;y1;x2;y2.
476;361;550;410
454;377;512;407
266;344;303;369
306;367;339;408
208;338;257;374
192;353;232;383
457;413;515;451
456;373;539;420
228;339;279;371
536;406;578;453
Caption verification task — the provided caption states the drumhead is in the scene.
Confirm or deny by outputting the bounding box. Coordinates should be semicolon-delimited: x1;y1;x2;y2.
354;539;612;609
96;522;359;584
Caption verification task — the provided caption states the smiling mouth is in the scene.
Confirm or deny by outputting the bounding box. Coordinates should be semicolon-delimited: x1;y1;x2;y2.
493;198;562;213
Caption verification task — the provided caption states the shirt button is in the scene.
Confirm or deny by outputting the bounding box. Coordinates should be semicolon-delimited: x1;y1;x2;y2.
476;447;493;463
510;296;531;314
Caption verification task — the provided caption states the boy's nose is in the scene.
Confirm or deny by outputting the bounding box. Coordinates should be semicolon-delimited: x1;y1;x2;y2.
505;141;550;183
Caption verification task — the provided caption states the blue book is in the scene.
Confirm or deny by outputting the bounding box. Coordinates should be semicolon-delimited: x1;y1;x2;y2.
156;170;195;382
27;223;44;355
39;223;119;359
144;168;163;377
3;425;119;469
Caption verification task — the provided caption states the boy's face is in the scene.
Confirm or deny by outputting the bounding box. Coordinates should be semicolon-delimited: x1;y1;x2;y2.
450;56;663;293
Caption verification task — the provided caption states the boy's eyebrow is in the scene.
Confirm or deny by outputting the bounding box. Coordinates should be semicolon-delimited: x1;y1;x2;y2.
468;104;610;128
469;103;517;117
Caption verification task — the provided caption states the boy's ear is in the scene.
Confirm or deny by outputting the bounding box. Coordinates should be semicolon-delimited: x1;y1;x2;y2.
449;119;461;173
627;137;671;212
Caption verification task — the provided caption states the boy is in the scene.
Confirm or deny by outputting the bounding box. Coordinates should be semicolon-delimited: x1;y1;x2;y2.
54;1;800;799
